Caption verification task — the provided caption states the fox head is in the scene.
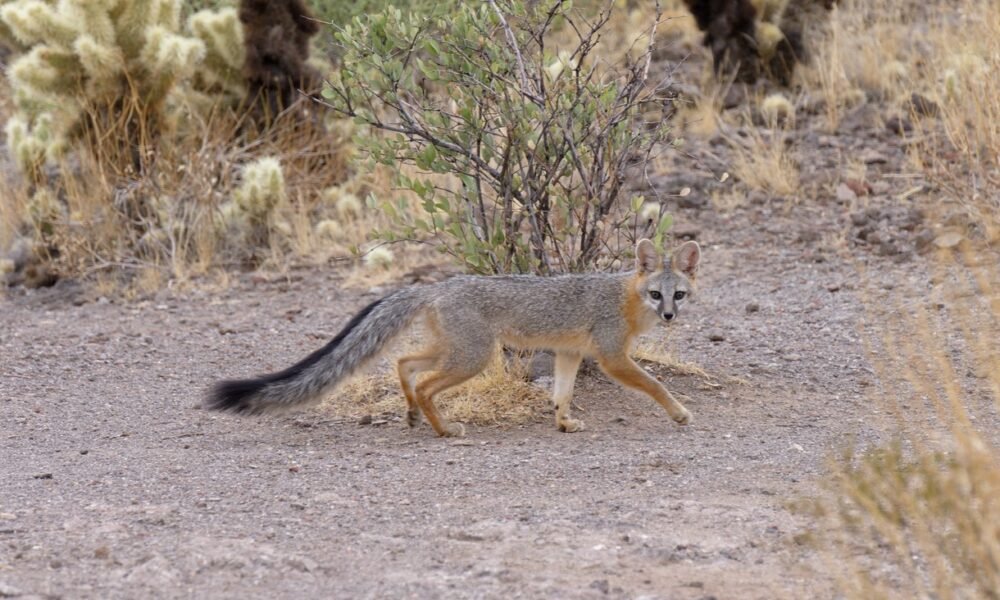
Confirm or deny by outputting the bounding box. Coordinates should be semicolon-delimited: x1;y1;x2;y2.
634;239;701;323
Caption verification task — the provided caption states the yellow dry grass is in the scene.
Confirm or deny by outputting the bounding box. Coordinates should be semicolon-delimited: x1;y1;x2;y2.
326;333;550;427
726;123;800;197
811;240;1000;598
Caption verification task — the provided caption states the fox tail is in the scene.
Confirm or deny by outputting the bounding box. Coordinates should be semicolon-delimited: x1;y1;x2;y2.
206;288;426;415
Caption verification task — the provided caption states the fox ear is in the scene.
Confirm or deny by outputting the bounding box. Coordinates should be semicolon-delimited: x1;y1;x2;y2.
635;239;660;274
671;241;701;279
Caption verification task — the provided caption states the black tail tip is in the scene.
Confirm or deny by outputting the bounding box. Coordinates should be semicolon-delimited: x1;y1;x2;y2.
205;379;267;415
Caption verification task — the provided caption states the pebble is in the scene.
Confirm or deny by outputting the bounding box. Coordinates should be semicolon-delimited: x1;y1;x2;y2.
906;93;940;117
861;148;890;164
708;331;725;342
885;115;912;135
673;225;700;240
745;303;760;314
748;190;769;205
933;231;964;249
835;183;857;203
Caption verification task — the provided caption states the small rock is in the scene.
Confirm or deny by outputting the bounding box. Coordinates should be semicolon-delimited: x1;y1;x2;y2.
32;473;52;480
835;183;857;203
94;546;110;559
885;115;912;135
0;513;15;521
844;179;872;197
933;231;964;249
866;230;885;245
673;225;700;240
589;579;611;594
878;241;901;256
789;443;805;453
288;464;301;473
708;331;725;342
723;85;747;109
0;582;23;597
783;353;802;361
357;415;373;425
286;556;318;573
850;211;870;227
677;194;707;210
861;148;890;164
797;229;821;243
914;229;936;251
747;190;769;205
827;283;841;292
745;302;760;314
906;92;940;117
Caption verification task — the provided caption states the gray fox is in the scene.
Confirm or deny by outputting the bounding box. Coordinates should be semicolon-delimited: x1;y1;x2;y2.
207;239;702;437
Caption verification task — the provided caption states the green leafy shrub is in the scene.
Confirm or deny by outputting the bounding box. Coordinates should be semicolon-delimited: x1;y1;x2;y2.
322;0;673;274
310;0;450;28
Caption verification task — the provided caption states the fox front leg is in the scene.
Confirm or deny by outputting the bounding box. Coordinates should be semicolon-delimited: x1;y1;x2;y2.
598;355;692;425
553;352;584;433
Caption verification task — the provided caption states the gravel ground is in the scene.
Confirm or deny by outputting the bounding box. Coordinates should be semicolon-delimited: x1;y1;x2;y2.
3;194;920;600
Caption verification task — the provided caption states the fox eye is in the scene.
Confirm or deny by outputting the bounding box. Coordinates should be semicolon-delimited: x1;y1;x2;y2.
674;291;686;300
649;290;662;300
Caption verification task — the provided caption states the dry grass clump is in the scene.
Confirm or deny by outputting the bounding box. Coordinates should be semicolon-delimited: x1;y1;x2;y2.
330;339;550;427
726;122;800;197
812;241;1000;598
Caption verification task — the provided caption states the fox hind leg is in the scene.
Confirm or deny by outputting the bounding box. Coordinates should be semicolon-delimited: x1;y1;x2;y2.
413;336;496;437
397;352;440;427
414;369;481;437
553;352;584;432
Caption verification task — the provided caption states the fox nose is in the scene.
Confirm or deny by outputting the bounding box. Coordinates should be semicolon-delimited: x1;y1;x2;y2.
662;312;674;321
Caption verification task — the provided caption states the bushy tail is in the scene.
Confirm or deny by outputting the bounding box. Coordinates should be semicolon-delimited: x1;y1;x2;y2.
206;288;426;415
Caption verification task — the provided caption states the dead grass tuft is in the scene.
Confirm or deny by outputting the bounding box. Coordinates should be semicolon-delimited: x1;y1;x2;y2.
726;123;800;197
327;335;550;427
811;238;1000;597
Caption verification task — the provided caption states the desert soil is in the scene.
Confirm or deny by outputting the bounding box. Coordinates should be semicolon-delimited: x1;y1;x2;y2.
2;199;948;600
0;39;988;600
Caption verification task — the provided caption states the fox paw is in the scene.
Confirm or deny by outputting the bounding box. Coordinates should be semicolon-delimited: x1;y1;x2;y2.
441;422;466;438
406;408;422;427
672;407;692;425
558;418;585;433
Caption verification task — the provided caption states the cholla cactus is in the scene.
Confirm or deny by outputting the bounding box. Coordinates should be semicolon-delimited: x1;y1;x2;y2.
187;7;244;101
314;219;343;241
364;246;394;270
760;93;794;126
324;187;362;221
234;157;286;219
26;187;64;236
0;0;208;173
